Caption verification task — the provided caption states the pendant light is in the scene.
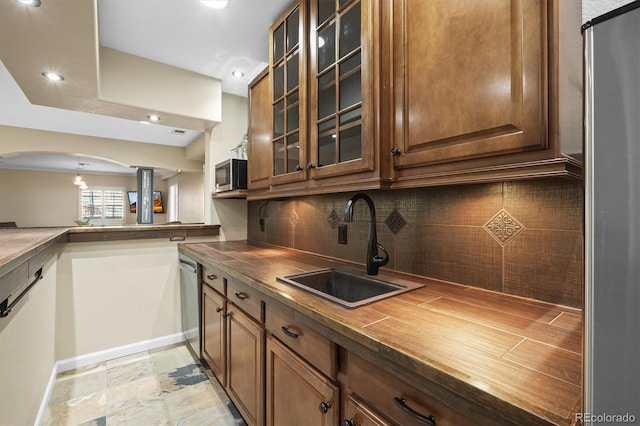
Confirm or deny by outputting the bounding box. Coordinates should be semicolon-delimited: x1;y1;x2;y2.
73;158;88;188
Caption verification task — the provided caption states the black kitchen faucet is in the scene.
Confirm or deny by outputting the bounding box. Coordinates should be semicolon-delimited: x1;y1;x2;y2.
343;193;389;275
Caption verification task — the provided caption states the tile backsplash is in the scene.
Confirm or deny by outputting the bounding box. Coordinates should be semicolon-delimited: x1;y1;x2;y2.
248;179;583;308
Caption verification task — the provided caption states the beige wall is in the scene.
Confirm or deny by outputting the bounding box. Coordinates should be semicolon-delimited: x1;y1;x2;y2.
166;172;205;224
0;235;219;424
0;169;172;226
0;126;204;173
0;256;57;426
205;93;249;240
0;168;207;226
99;47;222;124
55;240;182;360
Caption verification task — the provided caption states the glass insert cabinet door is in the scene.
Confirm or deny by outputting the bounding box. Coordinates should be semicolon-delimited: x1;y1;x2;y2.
270;1;307;184
310;0;374;179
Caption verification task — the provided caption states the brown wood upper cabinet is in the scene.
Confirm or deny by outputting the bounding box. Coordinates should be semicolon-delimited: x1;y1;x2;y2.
249;0;386;199
248;68;272;191
248;0;581;198
269;0;308;188
388;0;582;187
392;0;546;165
307;0;377;181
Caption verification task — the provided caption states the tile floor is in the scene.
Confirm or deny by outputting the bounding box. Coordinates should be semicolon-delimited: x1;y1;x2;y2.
41;343;245;425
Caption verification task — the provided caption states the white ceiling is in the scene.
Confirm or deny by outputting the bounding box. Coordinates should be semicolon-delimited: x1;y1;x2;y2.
0;0;289;175
98;0;286;97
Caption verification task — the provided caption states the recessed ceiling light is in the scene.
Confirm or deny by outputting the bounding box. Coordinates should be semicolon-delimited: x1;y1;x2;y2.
232;70;244;79
42;71;64;81
201;0;228;9
14;0;41;7
147;114;160;122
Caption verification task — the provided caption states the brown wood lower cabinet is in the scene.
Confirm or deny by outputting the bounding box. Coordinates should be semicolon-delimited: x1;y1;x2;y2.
345;352;507;426
266;335;339;426
202;283;226;386
200;260;522;426
227;303;265;426
201;273;265;426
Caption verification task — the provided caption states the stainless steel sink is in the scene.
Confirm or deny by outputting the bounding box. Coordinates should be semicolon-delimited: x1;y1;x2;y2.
277;268;423;309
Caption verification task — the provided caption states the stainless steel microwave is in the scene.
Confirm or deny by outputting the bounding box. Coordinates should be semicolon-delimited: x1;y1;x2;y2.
215;159;247;192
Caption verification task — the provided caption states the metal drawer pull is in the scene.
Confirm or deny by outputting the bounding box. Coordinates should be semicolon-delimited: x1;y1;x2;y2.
216;307;223;313
234;292;248;300
318;401;331;414
281;325;299;339
393;397;436;426
342;420;357;426
206;274;218;280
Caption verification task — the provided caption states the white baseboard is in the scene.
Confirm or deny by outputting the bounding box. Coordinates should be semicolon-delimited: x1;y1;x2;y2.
34;363;60;426
55;332;186;373
35;333;185;425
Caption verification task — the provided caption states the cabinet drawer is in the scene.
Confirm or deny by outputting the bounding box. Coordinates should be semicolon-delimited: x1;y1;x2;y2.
343;394;390;426
202;264;225;294
347;353;504;426
227;278;263;322
265;300;337;379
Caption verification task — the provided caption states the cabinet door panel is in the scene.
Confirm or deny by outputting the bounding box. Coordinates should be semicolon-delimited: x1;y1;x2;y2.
269;1;308;186
266;336;339;426
202;284;226;386
393;0;546;168
309;0;376;180
248;69;272;190
227;307;265;426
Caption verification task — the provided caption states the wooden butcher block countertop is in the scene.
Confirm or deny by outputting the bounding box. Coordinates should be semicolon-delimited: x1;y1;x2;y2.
180;240;582;426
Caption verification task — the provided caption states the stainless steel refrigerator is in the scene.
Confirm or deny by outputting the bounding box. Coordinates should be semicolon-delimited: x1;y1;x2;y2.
583;1;640;422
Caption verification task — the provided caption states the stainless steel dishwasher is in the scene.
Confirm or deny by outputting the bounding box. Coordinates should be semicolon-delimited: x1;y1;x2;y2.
179;254;201;359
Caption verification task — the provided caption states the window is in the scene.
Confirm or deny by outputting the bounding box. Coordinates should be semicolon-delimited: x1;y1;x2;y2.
168;183;179;222
79;187;125;225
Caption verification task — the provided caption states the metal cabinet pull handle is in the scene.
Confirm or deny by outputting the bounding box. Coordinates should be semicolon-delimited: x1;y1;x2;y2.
393;397;436;426
234;292;248;300
306;162;315;169
222;312;230;318
318;401;331;414
216;307;223;313
0;269;43;318
207;274;217;280
295;165;303;171
342;420;357;426
281;326;299;339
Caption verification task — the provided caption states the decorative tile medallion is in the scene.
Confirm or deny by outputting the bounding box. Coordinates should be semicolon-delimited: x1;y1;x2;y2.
289;210;299;227
327;210;341;228
484;209;524;245
385;209;407;234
